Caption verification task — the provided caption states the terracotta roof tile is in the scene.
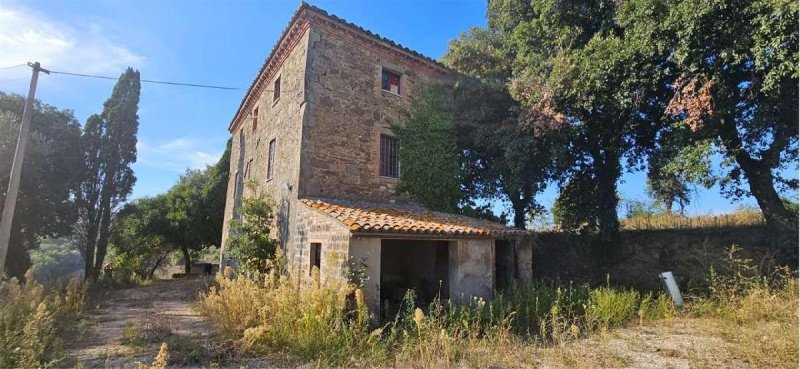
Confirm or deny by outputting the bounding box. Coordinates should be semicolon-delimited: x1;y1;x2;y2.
300;198;526;238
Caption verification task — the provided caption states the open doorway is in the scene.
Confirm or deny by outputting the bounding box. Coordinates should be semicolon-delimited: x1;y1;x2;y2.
495;240;514;290
380;239;449;319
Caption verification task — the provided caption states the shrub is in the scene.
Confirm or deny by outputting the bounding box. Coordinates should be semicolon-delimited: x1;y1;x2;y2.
0;271;87;368
226;186;280;275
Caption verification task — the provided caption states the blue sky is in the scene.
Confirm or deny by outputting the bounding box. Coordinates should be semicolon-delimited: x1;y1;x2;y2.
0;0;792;217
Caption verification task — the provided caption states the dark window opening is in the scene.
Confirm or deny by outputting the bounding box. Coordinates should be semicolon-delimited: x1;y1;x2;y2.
252;107;258;131
310;243;321;275
381;69;401;94
244;158;253;179
379;134;399;178
273;77;281;101
267;139;276;179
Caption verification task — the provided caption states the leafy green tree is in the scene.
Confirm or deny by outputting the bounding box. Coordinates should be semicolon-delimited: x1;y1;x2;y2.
0;93;83;279
647;127;715;214
110;140;230;275
392;86;463;212
632;0;798;237
226;185;280;274
110;195;173;279
444;27;564;229
76;67;141;281
29;238;83;282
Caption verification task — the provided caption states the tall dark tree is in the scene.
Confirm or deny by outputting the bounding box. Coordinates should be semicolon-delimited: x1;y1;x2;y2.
444;27;563;229
0;93;83;278
76;68;141;280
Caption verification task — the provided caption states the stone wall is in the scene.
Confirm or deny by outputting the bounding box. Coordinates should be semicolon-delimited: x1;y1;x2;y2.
532;226;797;290
300;27;454;201
292;203;351;285
221;28;312;265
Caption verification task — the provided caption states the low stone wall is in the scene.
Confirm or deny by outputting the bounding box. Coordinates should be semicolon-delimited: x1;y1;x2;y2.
532;226;797;290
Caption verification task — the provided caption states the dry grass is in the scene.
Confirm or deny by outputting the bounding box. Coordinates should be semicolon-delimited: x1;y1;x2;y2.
197;246;800;368
0;271;88;368
621;209;764;230
198;267;674;367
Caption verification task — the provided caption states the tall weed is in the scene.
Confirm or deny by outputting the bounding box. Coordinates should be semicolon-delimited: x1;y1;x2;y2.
0;271;88;368
199;268;673;367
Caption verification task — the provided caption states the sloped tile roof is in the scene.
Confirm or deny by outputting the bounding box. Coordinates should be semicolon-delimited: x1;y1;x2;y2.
300;198;526;238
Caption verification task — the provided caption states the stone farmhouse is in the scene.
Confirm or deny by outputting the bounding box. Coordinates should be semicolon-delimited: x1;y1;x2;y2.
220;3;533;316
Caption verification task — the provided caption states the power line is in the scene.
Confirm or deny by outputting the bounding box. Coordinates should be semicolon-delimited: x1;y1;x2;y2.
0;77;28;83
0;64;27;70
49;70;246;91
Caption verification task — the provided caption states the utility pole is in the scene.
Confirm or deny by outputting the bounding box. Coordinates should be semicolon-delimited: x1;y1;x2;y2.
0;62;49;277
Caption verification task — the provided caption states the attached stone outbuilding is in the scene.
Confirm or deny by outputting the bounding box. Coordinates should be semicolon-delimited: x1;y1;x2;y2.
294;198;532;316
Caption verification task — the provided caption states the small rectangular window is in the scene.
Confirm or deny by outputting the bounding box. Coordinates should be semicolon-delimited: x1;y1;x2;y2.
379;134;399;178
310;243;321;275
244;158;253;179
267;139;276;179
252;107;258;131
273;77;281;102
381;69;401;95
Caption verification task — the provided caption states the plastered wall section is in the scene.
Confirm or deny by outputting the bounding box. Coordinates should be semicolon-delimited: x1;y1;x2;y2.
349;237;381;316
448;238;494;303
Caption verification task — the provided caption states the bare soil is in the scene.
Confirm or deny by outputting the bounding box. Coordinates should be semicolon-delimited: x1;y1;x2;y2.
64;277;274;368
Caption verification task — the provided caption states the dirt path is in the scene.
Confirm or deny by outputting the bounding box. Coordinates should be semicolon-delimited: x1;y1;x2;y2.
65;277;268;368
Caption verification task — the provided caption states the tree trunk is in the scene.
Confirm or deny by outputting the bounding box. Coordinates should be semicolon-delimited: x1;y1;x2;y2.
93;205;111;278
148;251;170;279
718;117;798;246
182;246;191;274
593;149;621;236
512;200;526;229
738;156;798;245
83;220;98;281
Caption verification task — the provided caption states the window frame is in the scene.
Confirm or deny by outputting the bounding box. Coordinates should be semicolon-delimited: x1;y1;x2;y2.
273;76;281;103
267;138;276;180
309;243;321;276
381;68;402;95
379;134;400;178
252;107;259;131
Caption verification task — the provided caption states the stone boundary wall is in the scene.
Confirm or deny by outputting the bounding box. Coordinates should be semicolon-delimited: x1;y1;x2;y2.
532;226;798;290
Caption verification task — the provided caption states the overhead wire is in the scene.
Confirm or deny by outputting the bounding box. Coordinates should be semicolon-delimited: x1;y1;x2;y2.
1;65;294;93
48;70;246;90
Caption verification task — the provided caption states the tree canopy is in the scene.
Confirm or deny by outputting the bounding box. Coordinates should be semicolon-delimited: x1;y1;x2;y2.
433;0;797;242
0;93;83;279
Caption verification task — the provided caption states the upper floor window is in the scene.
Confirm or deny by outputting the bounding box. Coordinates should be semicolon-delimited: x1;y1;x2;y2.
379;134;399;178
273;77;281;102
245;158;253;179
252;107;259;131
267;139;276;179
381;69;401;95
